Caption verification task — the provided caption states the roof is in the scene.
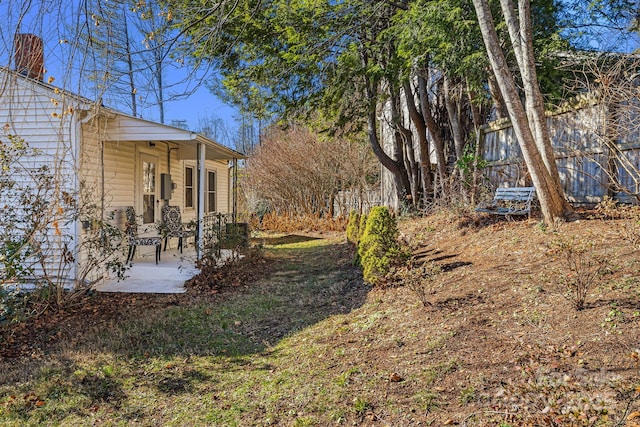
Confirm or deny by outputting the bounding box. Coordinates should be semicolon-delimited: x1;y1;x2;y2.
101;112;245;160
0;66;245;160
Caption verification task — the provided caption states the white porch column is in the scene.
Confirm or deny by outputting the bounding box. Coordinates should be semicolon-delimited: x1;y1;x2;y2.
197;142;206;259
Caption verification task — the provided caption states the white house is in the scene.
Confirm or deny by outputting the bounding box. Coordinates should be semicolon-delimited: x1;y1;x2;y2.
0;36;244;287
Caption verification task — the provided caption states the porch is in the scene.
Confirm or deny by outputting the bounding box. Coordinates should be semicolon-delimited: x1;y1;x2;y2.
94;243;197;293
94;212;243;294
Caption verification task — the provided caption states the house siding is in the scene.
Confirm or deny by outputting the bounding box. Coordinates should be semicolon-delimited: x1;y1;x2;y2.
1;68;242;282
0;71;80;284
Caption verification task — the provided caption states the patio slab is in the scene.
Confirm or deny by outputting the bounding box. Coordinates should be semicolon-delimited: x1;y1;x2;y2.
94;249;199;294
93;248;236;294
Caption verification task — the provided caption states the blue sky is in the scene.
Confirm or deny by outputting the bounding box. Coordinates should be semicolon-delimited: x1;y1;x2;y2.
0;0;240;143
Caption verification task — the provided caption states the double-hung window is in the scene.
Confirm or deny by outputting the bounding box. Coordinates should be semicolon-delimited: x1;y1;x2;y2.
184;166;194;209
207;171;216;213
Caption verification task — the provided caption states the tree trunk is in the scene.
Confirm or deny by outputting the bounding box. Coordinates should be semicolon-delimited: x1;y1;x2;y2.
122;9;137;117
500;0;564;198
403;79;433;203
364;86;410;207
472;0;568;224
390;89;417;205
444;75;466;163
487;73;508;119
467;81;484;203
418;73;447;196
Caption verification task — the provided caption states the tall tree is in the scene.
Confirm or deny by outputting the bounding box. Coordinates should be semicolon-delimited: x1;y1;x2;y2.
77;0;188;123
172;0;416;205
78;0;140;115
471;0;570;224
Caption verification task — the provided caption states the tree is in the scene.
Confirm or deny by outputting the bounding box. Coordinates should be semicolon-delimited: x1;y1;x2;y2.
196;113;231;146
77;0;140;115
171;0;418;206
76;0;196;123
243;124;377;218
471;0;570;224
233;110;261;154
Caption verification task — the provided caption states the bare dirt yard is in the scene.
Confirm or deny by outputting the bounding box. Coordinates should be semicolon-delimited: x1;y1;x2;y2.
1;209;640;426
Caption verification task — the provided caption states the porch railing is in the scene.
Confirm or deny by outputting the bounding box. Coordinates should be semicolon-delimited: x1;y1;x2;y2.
201;213;249;258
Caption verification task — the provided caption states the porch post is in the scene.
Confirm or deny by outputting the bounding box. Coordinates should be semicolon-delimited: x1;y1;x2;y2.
197;142;206;260
232;157;238;223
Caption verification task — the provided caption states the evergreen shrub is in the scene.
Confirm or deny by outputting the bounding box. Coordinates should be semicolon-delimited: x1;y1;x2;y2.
346;210;360;244
358;212;368;242
358;206;401;285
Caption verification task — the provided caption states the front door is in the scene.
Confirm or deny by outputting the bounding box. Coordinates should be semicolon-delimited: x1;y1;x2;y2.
139;153;159;225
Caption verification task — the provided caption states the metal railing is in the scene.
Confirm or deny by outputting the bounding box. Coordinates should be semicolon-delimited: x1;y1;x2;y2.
201;213;248;258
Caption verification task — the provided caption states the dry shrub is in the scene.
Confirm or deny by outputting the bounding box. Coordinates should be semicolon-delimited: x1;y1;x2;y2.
618;207;640;250
186;246;268;293
592;195;624;220
592;197;640;249
547;234;613;311
242;125;377;219
391;261;442;307
255;212;347;233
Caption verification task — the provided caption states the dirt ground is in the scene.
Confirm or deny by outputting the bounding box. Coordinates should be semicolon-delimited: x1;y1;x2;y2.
392;210;640;425
2;209;640;425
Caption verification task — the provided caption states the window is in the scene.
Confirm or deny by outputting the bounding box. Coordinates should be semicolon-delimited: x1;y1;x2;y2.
185;166;194;208
207;171;216;213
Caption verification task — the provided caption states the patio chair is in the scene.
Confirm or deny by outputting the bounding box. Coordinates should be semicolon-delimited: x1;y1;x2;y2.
125;206;161;264
161;205;195;253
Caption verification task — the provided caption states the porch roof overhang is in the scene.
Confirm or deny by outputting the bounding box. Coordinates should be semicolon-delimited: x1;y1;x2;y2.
101;113;246;161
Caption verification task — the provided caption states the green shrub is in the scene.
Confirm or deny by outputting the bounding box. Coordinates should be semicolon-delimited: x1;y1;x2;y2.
358;212;368;241
346;210;360;244
358;206;401;285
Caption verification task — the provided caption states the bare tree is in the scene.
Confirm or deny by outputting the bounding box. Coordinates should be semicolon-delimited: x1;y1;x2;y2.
243;125;377;218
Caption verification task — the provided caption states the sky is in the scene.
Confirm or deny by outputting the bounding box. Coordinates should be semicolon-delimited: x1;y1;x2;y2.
0;0;240;145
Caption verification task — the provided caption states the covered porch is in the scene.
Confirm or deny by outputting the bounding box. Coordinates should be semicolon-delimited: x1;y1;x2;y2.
93;113;245;263
82;112;246;292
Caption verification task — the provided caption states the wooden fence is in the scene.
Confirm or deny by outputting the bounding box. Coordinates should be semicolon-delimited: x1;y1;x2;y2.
480;103;640;205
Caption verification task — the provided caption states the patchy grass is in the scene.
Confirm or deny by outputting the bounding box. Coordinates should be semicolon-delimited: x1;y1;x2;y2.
2;216;640;426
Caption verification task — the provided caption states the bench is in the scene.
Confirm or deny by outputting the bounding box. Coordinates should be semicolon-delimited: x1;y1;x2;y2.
475;187;536;219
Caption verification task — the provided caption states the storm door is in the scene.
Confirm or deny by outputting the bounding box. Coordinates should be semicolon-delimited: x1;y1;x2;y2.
139;153;159;224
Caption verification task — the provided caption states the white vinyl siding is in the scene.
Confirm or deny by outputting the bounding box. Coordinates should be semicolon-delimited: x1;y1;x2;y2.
0;72;80;284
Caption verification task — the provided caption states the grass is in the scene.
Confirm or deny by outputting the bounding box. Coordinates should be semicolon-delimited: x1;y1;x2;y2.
4;215;640;426
0;236;389;426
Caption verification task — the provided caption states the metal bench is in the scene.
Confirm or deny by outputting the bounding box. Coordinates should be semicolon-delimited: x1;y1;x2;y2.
475;187;536;219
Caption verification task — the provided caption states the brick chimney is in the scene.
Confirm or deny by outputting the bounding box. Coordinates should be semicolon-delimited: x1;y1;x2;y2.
14;34;44;81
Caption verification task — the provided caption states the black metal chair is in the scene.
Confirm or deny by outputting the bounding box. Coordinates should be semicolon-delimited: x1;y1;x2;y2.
125;206;161;264
161;205;195;253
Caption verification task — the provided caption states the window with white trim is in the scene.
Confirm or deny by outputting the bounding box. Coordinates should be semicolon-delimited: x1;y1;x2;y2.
207;170;216;213
185;166;194;209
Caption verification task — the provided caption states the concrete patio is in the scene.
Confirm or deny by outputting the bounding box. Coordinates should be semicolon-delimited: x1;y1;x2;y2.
94;246;199;294
93;246;238;294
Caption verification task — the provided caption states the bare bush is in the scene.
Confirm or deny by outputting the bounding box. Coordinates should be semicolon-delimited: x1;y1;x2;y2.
547;234;613;311
241;125;377;221
1;134;128;310
389;260;441;306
